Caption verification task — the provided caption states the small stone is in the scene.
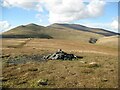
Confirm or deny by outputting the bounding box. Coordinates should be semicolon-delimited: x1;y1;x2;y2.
17;68;21;70
101;78;108;82
1;54;10;58
79;61;86;64
38;79;48;86
88;62;100;68
28;68;38;71
2;78;9;82
60;76;65;79
71;72;76;75
89;62;97;65
110;69;114;72
33;47;36;49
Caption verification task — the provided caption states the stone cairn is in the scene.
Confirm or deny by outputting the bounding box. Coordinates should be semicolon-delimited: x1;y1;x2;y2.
43;49;78;60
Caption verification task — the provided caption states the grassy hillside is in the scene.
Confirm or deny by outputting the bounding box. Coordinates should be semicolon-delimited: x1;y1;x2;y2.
2;23;108;42
1;38;118;88
50;23;118;36
1;23;119;88
96;35;119;48
2;24;53;39
2;23;119;44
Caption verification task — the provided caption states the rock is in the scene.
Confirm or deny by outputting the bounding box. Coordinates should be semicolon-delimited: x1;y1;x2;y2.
101;78;108;82
89;62;97;65
43;54;52;59
110;69;114;72
1;54;10;58
38;79;48;86
89;38;97;44
79;61;87;64
28;68;38;71
88;62;100;68
33;47;36;49
2;78;9;82
42;49;79;60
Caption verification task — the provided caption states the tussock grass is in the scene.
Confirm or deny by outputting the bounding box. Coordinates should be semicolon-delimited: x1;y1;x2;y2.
2;53;118;88
2;38;118;88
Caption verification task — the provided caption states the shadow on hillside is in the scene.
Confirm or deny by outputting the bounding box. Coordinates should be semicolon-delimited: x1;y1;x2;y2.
56;24;118;36
1;34;53;39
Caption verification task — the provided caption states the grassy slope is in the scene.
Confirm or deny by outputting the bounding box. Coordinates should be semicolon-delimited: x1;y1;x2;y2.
96;35;119;48
1;23;119;88
2;38;118;56
3;24;52;38
2;23;105;43
1;38;118;88
2;54;118;88
45;26;104;41
50;23;117;36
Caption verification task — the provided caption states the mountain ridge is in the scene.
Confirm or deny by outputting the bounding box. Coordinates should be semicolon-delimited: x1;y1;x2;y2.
1;23;119;43
49;23;118;36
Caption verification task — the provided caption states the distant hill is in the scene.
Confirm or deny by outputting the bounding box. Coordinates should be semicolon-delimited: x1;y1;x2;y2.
50;23;118;36
96;35;119;48
1;23;119;43
2;23;53;39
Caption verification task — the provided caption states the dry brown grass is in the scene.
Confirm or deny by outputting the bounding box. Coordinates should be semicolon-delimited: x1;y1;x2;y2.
96;35;119;48
1;38;119;88
2;54;118;88
2;38;118;56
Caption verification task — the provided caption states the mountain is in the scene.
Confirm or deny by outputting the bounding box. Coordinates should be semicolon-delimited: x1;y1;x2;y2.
2;23;53;39
2;23;119;43
50;23;118;36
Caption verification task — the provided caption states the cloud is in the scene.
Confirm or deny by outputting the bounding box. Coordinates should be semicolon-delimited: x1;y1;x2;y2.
87;0;106;17
80;23;107;29
35;14;43;22
110;19;119;30
0;20;11;32
2;0;43;11
80;18;119;33
42;0;106;23
2;0;106;23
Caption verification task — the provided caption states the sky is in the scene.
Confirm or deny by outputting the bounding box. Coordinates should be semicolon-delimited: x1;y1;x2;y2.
0;0;119;33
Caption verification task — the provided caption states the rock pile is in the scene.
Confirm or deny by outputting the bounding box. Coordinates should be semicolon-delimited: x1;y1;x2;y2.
43;49;78;60
89;38;97;44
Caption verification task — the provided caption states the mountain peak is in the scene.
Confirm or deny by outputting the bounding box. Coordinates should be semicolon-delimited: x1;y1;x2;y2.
26;23;40;26
52;23;69;26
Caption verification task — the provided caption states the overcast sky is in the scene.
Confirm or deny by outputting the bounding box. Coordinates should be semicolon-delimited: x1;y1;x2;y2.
0;0;119;33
